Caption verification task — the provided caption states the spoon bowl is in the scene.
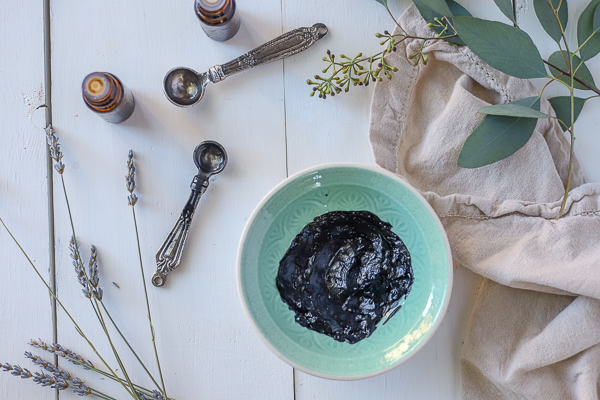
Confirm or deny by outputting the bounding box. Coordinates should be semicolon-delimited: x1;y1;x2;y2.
154;140;228;287
164;23;328;107
163;67;207;107
194;141;227;176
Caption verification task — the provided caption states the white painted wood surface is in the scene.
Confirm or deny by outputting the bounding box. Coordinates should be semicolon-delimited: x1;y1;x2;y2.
0;1;54;399
1;0;599;399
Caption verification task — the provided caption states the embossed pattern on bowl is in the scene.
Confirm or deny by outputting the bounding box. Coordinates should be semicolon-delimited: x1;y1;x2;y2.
237;163;452;380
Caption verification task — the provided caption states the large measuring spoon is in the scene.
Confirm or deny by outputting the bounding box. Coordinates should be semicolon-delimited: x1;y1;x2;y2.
153;141;227;287
163;23;328;107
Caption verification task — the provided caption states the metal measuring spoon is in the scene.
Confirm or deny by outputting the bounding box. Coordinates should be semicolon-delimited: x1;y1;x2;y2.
153;141;227;287
163;23;328;107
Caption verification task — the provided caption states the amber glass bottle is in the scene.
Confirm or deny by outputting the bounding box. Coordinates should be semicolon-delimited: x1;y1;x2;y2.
82;72;135;123
194;0;241;41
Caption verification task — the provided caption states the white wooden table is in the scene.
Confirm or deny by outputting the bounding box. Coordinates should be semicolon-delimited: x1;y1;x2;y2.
2;0;598;399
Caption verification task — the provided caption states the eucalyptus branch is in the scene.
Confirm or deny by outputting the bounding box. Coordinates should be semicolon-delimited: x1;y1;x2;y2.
543;60;600;95
307;26;456;99
558;66;577;218
384;3;406;35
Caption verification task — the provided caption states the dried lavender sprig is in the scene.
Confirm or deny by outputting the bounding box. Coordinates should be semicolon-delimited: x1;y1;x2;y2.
0;218;135;399
43;128;134;396
23;354;99;396
28;340;158;398
136;390;166;400
45;125;65;174
25;352;71;380
71;377;93;396
2;361;101;397
1;363;32;379
126;150;168;399
126;150;138;206
88;245;99;288
88;245;104;300
69;236;92;298
29;339;94;370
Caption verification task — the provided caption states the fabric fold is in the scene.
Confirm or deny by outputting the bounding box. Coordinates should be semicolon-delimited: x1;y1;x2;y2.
369;5;600;399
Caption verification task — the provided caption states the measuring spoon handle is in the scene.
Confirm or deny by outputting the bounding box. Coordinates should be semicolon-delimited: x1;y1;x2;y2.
207;23;328;83
153;175;209;287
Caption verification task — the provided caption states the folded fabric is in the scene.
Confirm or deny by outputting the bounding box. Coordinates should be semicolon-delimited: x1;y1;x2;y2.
368;5;600;399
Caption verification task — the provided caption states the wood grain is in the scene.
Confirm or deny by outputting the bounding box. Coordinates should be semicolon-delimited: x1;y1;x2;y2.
49;0;292;398
2;0;599;398
0;1;54;399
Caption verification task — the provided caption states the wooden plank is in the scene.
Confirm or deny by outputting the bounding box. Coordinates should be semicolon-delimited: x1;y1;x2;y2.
0;1;54;399
50;0;292;398
283;0;600;399
281;0;480;398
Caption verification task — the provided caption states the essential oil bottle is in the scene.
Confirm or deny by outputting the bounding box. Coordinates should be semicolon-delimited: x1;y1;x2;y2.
82;72;135;124
194;0;241;42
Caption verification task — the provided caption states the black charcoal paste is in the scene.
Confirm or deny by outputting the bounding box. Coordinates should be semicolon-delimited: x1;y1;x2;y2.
276;210;413;344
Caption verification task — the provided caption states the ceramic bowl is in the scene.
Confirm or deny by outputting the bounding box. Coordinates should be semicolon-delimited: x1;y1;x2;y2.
237;163;452;380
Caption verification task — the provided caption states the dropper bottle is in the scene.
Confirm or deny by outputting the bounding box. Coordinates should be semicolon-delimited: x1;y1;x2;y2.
194;0;241;42
82;72;135;123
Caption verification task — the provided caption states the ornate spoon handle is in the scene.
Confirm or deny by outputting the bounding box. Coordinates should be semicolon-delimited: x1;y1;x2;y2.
153;176;209;287
207;23;328;83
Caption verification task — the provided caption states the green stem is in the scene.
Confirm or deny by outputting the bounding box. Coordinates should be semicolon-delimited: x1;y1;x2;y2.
60;175;138;399
91;298;140;399
62;353;157;397
384;4;406;35
543;60;600;95
558;62;576;219
90;389;118;400
0;216;131;397
132;206;168;398
98;299;163;393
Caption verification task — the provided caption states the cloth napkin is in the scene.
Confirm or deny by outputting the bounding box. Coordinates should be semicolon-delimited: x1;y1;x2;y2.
368;5;600;399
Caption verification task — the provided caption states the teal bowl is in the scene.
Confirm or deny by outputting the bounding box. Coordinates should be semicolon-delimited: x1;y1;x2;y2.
237;163;452;380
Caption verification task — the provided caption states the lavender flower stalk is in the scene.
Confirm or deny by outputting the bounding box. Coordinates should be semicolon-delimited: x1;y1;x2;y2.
88;245;103;300
127;150;168;399
45;125;65;174
29;339;94;370
126;150;138;206
2;126;172;399
1;359;104;398
69;237;92;298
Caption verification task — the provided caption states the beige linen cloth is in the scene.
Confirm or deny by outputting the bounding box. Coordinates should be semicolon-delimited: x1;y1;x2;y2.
368;5;600;399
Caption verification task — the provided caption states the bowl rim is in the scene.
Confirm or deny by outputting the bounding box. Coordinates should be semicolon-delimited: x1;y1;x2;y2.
236;162;453;380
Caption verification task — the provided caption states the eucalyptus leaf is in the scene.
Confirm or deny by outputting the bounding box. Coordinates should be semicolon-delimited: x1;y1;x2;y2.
479;102;552;119
413;0;471;45
547;51;596;90
417;0;453;16
595;2;600;30
374;0;388;6
577;0;600;61
493;0;516;24
453;17;546;79
548;96;586;130
533;0;568;43
458;97;541;168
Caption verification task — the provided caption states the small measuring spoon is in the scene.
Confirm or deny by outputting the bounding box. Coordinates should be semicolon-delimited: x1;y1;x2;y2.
153;141;227;287
164;23;328;107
